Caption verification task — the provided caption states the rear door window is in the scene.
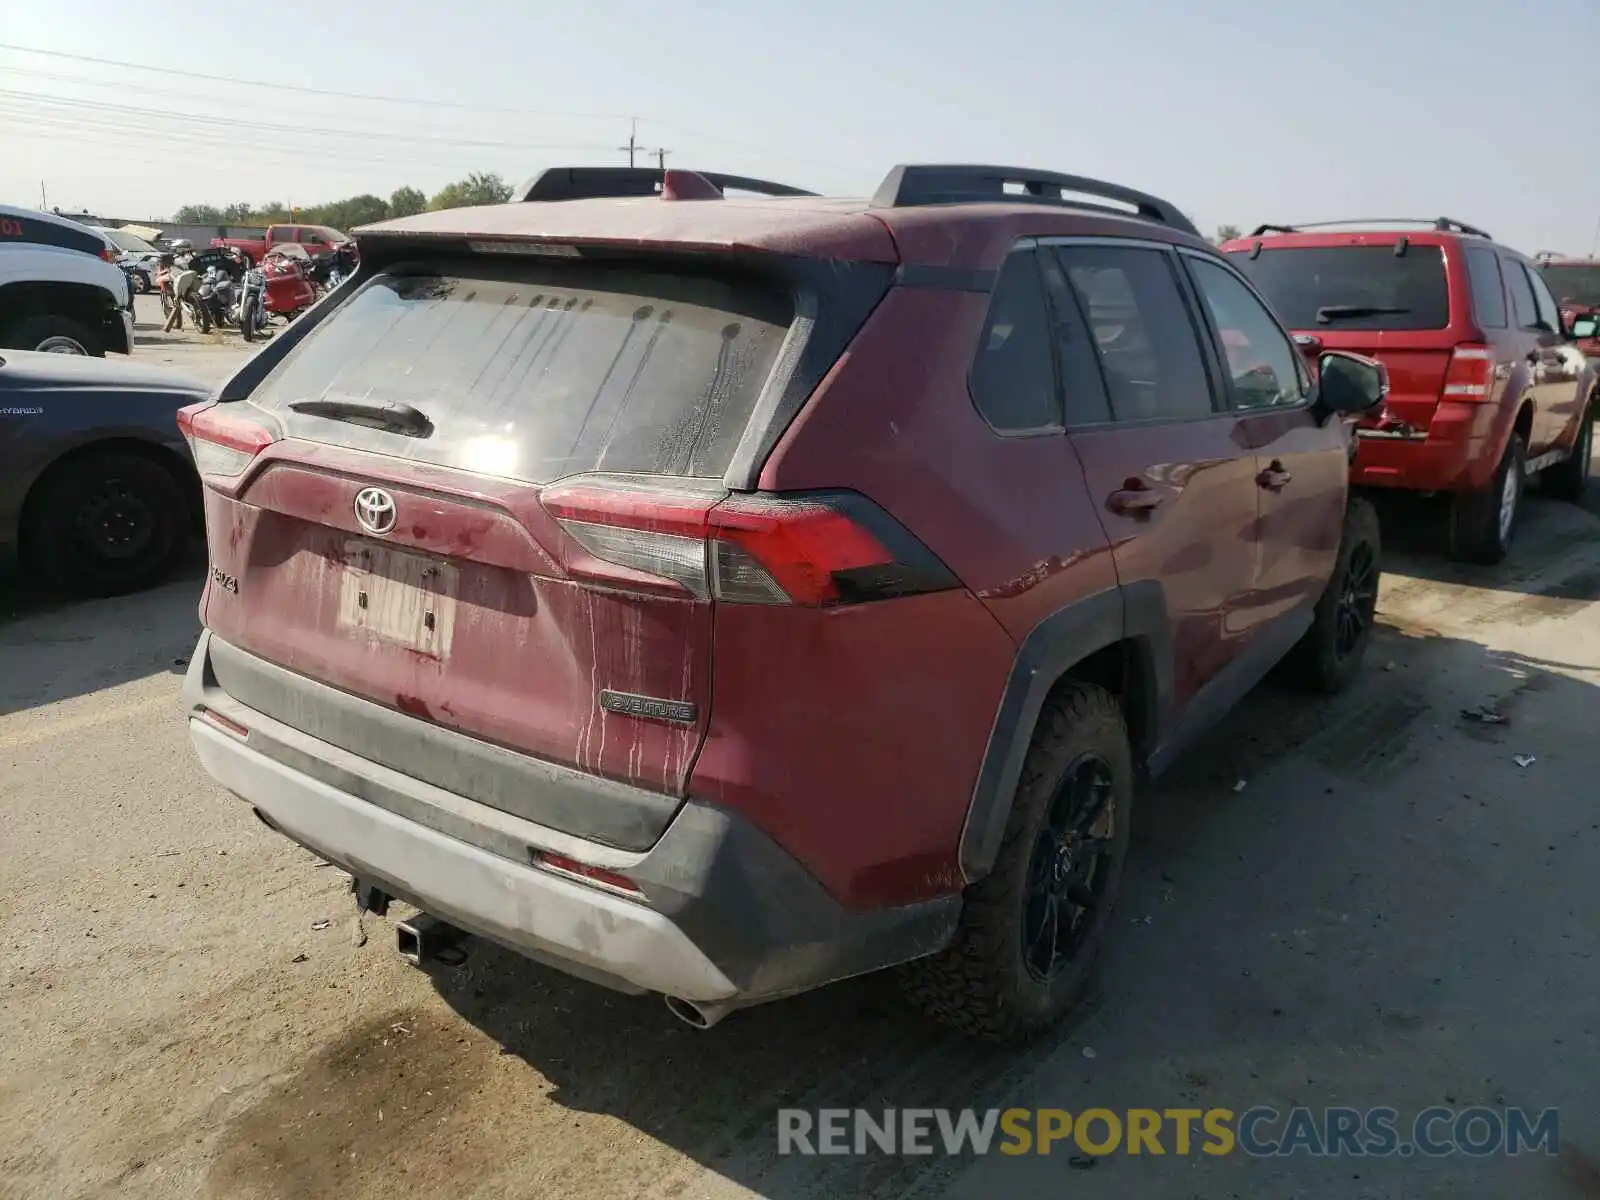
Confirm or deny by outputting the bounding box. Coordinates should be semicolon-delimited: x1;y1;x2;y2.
1525;267;1563;333
1225;245;1450;331
247;261;794;484
1505;259;1540;330
1054;245;1215;423
1464;246;1507;329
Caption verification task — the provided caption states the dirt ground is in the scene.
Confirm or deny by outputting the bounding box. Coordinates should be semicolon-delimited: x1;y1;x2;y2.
1;314;1597;1198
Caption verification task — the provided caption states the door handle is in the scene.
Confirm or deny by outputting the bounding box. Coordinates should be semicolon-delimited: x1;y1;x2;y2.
1257;462;1293;491
1108;485;1163;516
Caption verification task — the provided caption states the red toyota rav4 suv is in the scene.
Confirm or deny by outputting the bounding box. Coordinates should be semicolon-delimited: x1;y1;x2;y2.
180;164;1386;1038
1221;221;1598;563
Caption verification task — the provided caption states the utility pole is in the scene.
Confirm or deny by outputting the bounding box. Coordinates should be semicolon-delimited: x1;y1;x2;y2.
39;180;46;210
618;118;640;168
650;147;670;170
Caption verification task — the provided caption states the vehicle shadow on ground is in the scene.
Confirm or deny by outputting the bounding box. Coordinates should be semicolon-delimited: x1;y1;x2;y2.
1370;483;1600;614
0;554;204;715
416;618;1598;1199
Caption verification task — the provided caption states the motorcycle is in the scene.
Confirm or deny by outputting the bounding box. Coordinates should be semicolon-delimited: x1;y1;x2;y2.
259;245;319;321
308;241;358;290
237;262;267;342
198;266;237;330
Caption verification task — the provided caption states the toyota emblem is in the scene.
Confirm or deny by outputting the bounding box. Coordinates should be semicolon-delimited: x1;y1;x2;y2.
353;487;397;535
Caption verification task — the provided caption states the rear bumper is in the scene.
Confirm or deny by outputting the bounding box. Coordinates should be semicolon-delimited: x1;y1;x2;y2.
108;308;134;355
184;631;957;1004
1351;400;1501;492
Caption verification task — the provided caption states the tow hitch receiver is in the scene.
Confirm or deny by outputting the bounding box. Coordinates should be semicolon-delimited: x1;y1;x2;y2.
396;913;469;966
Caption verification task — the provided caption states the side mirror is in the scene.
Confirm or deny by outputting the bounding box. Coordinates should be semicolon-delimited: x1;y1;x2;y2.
1316;350;1389;417
1570;316;1598;340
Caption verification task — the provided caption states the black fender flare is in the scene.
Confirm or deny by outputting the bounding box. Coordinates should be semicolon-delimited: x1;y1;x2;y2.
957;581;1173;882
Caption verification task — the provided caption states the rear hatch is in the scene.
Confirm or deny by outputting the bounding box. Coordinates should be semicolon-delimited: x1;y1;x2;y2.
188;245;891;836
1227;241;1456;432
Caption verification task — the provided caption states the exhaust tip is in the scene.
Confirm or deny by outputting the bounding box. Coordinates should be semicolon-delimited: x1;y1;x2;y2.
664;994;736;1030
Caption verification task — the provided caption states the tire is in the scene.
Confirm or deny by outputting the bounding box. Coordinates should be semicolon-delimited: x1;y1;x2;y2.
193;301;211;335
1283;497;1381;694
1543;401;1594;503
899;682;1133;1040
1449;432;1525;564
130;271;150;295
240;302;256;342
0;315;102;357
23;452;189;597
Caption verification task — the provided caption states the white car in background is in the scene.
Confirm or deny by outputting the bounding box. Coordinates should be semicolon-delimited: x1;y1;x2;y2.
92;225;164;294
0;204;134;356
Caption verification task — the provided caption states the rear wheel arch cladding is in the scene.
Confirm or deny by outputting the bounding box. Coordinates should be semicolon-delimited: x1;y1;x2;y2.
1514;400;1534;445
958;582;1172;882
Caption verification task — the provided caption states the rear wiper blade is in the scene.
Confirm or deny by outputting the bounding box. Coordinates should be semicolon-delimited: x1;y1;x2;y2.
1315;304;1412;324
288;398;433;437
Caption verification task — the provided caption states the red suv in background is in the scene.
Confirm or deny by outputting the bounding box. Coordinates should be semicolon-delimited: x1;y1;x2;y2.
1222;221;1597;563
180;164;1387;1039
1539;254;1600;357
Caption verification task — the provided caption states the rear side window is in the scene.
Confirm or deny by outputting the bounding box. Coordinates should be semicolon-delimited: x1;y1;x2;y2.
1054;245;1214;423
1505;259;1539;329
969;250;1061;431
1464;247;1507;328
0;212;107;257
1526;268;1562;333
249;261;794;483
1225;245;1450;331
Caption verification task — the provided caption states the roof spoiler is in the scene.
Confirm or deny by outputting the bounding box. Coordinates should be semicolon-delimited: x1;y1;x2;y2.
868;164;1200;237
518;166;817;202
1250;217;1493;240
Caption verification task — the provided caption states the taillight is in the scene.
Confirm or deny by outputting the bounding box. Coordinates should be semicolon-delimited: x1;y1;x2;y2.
1440;343;1494;401
539;480;957;607
177;402;276;482
101;246;118;263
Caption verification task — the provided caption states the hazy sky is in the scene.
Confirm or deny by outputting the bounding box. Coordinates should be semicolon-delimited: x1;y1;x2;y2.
3;0;1597;253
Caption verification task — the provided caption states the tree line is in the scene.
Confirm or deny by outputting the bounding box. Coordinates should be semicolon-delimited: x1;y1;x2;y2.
172;173;515;230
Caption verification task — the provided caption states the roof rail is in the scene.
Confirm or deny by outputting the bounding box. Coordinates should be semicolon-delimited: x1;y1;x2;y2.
519;166;816;203
1250;217;1494;240
869;164;1200;238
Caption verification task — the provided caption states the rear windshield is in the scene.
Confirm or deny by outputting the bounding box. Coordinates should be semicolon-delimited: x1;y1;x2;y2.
1541;265;1600;308
248;261;794;483
99;229;156;254
1224;245;1450;331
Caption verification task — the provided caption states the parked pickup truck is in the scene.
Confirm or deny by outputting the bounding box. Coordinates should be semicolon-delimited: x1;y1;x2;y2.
211;224;349;266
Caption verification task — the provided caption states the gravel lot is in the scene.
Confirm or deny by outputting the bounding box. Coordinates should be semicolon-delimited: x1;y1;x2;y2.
2;310;1597;1198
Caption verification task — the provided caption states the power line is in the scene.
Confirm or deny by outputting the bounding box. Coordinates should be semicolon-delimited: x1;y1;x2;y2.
0;42;631;120
0;89;615;152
